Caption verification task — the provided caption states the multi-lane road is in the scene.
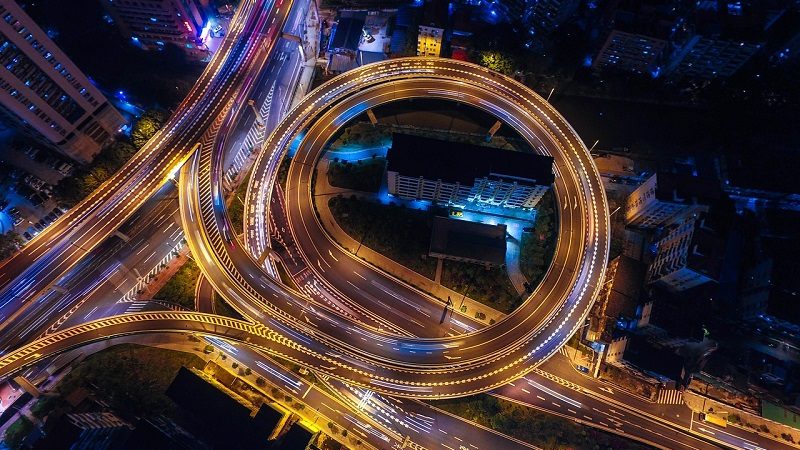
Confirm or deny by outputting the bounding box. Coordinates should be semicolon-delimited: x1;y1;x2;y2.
0;0;776;447
0;0;288;336
174;58;609;398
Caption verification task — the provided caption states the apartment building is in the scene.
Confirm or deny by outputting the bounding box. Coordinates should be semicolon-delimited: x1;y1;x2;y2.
0;1;125;163
386;133;554;210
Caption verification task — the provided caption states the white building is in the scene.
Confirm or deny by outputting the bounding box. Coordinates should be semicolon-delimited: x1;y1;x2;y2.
624;173;720;229
647;210;724;292
0;1;126;163
386;134;553;210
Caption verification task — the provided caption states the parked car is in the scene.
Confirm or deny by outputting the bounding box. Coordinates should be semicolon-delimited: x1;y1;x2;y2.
56;161;74;176
23;146;39;159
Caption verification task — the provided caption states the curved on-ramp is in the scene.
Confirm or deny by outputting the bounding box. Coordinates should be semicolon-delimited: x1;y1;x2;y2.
179;58;611;398
0;58;609;400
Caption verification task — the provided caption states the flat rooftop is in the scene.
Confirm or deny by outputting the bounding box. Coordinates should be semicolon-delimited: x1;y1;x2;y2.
429;216;506;266
386;133;554;186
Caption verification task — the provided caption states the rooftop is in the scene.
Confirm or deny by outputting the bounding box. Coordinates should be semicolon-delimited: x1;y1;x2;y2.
654;172;723;205
429;216;506;266
386;133;554;186
607;255;647;320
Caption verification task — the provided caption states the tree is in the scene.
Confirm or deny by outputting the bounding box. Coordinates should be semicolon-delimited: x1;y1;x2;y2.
131;109;168;149
102;140;137;167
479;51;515;75
4;416;34;449
0;232;23;260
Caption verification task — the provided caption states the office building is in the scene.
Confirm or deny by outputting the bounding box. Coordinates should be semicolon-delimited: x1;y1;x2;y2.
624;172;721;229
662;0;777;79
525;0;580;34
102;0;209;59
647;210;725;292
0;1;126;164
386;133;554;210
592;0;692;76
667;35;762;78
593;30;668;74
417;24;444;56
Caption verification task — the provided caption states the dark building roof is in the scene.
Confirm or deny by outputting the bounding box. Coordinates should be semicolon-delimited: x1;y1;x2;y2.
33;412;131;450
253;403;284;435
165;367;271;449
686;211;727;281
606;256;647;320
654;172;723;206
386;133;554;186
329;17;365;52
624;334;687;385
649;283;714;341
422;0;449;28
429;217;506;266
123;417;211;450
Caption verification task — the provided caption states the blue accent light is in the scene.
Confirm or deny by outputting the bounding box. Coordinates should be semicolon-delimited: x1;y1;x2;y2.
650;66;661;78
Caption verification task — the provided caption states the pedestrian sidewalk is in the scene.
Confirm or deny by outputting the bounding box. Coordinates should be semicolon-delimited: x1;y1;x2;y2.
313;160;505;326
136;246;190;301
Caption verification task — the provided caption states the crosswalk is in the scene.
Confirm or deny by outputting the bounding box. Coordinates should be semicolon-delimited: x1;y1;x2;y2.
656;389;684;405
125;301;149;313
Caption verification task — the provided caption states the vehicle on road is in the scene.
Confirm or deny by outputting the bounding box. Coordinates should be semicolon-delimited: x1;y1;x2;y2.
700;413;727;428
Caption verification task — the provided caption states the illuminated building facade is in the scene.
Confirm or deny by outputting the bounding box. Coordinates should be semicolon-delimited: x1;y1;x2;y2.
417;24;444;56
386;134;554;210
0;0;125;163
102;0;208;59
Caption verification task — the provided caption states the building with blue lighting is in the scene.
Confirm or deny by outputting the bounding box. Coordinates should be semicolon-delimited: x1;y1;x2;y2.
0;0;126;164
101;0;209;59
386;133;554;210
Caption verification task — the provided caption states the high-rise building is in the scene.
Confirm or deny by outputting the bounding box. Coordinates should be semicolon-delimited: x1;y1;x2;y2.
662;0;778;79
0;1;126;164
593;30;668;75
525;0;580;34
101;0;209;59
646;209;726;292
624;172;720;229
417;24;444;56
592;0;692;76
666;34;762;79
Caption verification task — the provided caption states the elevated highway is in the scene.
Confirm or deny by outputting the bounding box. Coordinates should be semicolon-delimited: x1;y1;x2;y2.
0;0;292;337
177;58;611;397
